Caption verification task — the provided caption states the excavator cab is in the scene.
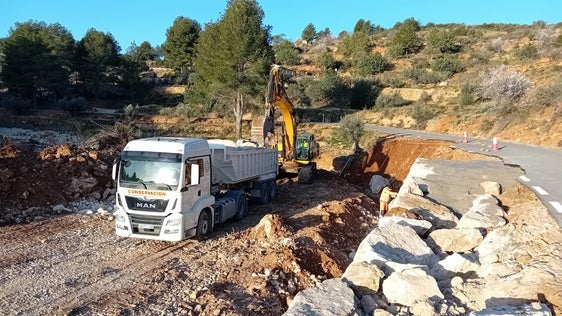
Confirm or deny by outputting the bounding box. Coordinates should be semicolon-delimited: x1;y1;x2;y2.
295;133;319;162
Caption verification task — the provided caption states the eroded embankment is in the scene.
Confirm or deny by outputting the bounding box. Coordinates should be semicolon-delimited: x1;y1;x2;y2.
284;139;562;316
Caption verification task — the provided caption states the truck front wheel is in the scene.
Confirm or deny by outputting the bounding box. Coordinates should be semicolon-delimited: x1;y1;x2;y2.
196;209;212;241
235;193;248;221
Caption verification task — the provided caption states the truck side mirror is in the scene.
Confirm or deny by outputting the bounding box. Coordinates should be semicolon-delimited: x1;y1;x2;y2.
112;158;119;181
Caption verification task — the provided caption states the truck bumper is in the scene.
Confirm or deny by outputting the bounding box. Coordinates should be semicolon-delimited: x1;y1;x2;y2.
114;208;186;242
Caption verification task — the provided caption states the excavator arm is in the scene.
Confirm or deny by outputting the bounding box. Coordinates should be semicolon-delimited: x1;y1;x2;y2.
251;64;319;183
264;65;296;160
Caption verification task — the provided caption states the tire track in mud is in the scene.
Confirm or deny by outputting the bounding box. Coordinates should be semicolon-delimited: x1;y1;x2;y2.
48;240;194;315
0;214;194;315
14;238;193;315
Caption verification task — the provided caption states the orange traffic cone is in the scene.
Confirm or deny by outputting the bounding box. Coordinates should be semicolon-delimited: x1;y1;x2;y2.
492;137;499;150
462;131;468;143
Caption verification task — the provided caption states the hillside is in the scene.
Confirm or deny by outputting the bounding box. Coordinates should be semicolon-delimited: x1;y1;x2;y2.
283;23;562;149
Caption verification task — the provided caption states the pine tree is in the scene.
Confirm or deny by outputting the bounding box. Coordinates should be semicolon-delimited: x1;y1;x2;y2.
301;23;317;43
191;0;274;139
162;17;201;73
75;28;121;99
387;18;422;58
1;21;75;105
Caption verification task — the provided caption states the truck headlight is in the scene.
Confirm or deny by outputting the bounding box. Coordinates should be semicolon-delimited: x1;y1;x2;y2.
114;213;126;223
166;218;182;227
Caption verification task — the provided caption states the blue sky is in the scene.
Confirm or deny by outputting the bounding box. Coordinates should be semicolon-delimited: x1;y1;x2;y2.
1;1;561;51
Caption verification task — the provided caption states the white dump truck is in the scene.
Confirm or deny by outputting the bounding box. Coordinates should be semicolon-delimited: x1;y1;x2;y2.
111;137;278;241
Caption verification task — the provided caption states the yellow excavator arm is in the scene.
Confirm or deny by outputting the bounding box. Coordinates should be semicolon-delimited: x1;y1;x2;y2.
264;64;296;160
251;64;320;183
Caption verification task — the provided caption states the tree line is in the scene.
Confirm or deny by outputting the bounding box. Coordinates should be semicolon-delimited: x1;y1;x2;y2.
2;0;558;139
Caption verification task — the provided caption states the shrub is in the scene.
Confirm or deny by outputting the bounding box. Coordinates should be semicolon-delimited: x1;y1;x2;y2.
349;79;379;109
352;52;391;76
123;104;138;122
387;18;422;58
432;55;464;77
334;113;364;151
535;25;562;57
382;75;405;88
427;28;462;53
57;96;89;116
479;118;494;133
0;95;32;115
159;103;205;119
411;102;435;128
458;83;478;106
531;81;562;107
404;68;448;84
287;81;311;108
314;51;337;70
374;91;411;108
273;39;300;65
478;65;530;108
304;70;349;107
515;44;539;61
488;37;508;53
86;122;141;150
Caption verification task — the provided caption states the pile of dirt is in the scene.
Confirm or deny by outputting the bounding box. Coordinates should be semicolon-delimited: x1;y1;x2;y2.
0;142;115;225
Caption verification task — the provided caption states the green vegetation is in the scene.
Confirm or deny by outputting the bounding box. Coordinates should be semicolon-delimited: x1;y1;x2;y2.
272;38;300;65
0;7;561;143
161;17;200;75
375;92;411;108
333;113;365;151
387;18;423;58
301;23;317;43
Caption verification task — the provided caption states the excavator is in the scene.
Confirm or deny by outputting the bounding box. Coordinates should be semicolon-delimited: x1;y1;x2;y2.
251;64;319;183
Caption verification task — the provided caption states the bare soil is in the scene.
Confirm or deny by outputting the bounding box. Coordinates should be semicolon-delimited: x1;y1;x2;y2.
0;135;521;315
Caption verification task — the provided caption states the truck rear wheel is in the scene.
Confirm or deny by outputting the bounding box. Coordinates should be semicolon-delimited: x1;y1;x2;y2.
269;180;277;200
298;163;316;184
196;209;212;241
235;193;248;221
256;181;270;204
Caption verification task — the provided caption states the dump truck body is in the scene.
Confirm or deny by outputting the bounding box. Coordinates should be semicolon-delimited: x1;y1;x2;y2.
112;137;278;241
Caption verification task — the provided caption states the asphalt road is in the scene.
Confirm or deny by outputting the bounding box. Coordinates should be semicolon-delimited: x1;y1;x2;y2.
365;124;562;225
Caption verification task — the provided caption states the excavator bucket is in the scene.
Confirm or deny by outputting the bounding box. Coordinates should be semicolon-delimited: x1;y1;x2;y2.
250;115;274;148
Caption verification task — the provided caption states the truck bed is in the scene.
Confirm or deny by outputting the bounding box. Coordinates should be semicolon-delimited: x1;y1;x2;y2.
208;140;278;184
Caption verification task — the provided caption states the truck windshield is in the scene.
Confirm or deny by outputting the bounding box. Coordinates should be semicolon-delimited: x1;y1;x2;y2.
119;151;182;191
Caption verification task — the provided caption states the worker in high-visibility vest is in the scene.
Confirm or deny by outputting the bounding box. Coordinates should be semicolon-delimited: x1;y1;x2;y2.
379;186;397;217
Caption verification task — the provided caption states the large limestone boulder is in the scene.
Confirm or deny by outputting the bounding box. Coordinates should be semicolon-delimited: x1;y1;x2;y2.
427;227;484;254
457;194;506;229
378;216;433;237
469;303;551;316
391;192;459;230
352;221;437;269
342;261;385;296
369;175;390;194
429;252;480;281
283;278;361;316
382;267;444;307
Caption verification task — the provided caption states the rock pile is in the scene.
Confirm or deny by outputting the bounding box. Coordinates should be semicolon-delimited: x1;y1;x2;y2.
284;158;562;315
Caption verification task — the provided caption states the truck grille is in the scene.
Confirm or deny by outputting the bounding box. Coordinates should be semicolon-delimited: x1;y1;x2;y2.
125;196;168;212
129;214;164;236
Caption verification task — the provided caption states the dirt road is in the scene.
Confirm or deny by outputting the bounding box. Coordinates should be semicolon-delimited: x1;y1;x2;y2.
0;168;378;315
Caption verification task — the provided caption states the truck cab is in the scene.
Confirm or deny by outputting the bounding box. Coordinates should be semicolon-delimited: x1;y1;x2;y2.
112;137;278;241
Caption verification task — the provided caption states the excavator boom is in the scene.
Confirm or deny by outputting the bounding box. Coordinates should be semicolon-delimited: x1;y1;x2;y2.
264;65;296;160
251;64;320;183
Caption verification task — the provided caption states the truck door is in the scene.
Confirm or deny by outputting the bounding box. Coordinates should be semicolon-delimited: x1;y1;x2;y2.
181;157;211;210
